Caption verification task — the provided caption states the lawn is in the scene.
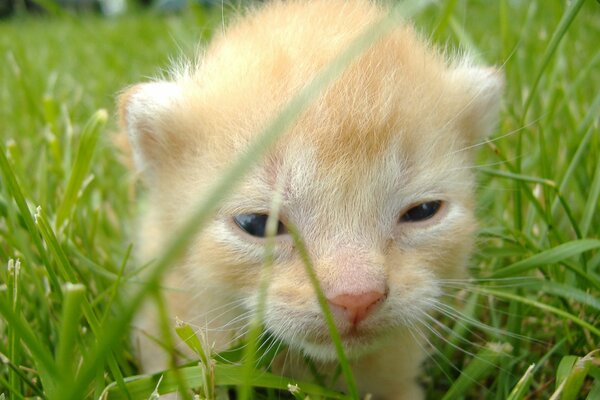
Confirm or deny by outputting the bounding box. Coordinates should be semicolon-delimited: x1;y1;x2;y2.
0;0;599;399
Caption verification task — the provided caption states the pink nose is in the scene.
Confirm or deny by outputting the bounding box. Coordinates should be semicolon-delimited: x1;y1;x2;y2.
328;291;385;325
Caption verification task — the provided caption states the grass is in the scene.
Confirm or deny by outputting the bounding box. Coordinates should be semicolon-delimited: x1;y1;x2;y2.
0;0;599;399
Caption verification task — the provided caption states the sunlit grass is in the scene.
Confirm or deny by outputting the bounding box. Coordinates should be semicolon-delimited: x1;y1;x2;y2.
1;0;599;398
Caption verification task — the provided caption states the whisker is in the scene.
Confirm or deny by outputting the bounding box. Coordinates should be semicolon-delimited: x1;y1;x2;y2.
425;298;543;344
449;117;541;155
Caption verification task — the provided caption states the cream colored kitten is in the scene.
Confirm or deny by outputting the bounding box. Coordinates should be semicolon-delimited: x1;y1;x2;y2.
119;1;502;398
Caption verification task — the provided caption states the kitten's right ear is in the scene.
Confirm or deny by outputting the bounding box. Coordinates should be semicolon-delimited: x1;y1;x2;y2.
118;81;184;181
449;65;504;142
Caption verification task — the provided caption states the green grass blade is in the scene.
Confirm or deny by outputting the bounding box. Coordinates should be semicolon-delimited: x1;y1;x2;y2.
479;167;556;186
55;109;107;230
0;142;54;284
431;0;458;41
506;364;535;400
0;291;59;393
474;288;600;338
6;259;21;399
551;91;600;216
587;381;600;400
441;342;512;400
175;320;213;399
289;223;358;399
238;190;281;400
490;239;600;278
34;207;130;398
56;283;85;380
552;352;597;400
152;291;191;400
101;364;348;400
521;0;586;121
524;280;600;312
580;155;600;238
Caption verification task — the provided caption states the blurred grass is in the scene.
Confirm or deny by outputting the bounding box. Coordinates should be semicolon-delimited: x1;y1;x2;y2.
1;0;599;399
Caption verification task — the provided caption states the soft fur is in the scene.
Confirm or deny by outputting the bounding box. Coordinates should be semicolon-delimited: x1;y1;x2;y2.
119;1;502;398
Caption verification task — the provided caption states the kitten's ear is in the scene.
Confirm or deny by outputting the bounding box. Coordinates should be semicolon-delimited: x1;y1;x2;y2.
451;66;504;141
118;81;184;181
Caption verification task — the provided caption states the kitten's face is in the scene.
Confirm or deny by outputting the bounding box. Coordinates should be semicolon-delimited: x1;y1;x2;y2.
120;0;502;361
224;143;475;359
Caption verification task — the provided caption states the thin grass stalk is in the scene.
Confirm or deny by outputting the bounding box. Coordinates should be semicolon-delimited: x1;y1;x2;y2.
431;0;458;41
580;155;600;238
100;244;132;324
55;109;107;230
0;291;58;393
440;342;512;400
288;223;358;399
0;355;44;399
0;374;26;400
153;290;191;400
0;142;56;294
506;363;535;400
521;0;586;122
7;259;20;400
489;238;600;279
480;166;578;241
238;187;282;400
474;288;600;338
175;321;214;398
550;92;600;216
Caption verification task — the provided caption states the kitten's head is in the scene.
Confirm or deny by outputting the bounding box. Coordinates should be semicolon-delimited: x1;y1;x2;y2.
119;0;502;360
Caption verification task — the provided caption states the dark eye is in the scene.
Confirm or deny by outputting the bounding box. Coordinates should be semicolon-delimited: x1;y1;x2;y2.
233;214;288;237
400;201;443;222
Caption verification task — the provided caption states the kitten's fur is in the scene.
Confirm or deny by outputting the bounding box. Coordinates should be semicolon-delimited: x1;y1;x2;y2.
119;1;502;398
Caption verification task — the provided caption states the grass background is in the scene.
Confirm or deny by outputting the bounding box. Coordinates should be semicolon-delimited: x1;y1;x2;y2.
0;0;599;398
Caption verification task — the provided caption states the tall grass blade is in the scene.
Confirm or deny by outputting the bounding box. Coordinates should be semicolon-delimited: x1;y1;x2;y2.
580;155;600;238
0;293;58;395
521;0;586;121
0;142;53;282
101;364;348;400
6;259;21;399
55;109;107;230
440;342;512;400
506;364;535;400
552;352;597;400
490;239;600;278
34;207;130;398
551;92;600;216
56;283;85;382
289;223;358;398
238;188;281;400
475;288;600;338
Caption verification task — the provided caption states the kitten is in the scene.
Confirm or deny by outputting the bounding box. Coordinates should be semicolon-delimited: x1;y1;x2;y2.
119;0;502;398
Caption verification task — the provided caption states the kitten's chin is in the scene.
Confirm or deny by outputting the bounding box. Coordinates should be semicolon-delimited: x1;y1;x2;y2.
289;330;389;361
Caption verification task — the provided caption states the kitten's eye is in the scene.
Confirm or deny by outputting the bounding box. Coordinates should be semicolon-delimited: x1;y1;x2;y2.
400;201;443;223
233;214;287;237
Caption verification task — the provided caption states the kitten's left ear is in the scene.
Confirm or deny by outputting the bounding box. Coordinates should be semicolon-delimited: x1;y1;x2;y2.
118;81;186;182
451;66;504;141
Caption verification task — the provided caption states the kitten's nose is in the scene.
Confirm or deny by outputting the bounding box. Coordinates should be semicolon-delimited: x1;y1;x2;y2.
328;291;385;325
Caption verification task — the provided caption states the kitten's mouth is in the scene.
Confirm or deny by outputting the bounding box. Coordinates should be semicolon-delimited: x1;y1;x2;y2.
293;326;386;361
308;324;380;346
